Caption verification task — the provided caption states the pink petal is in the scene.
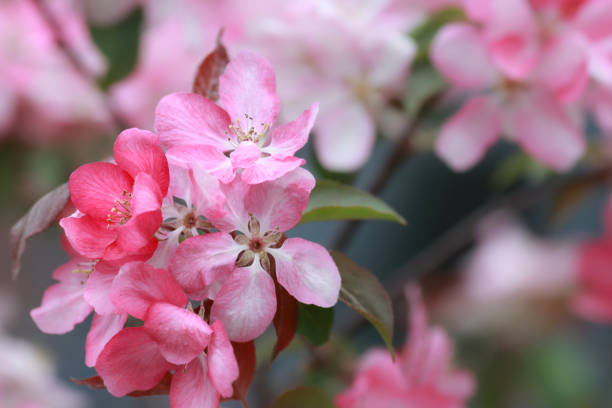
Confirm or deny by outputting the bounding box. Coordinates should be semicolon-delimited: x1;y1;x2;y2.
144;303;212;365
170;233;243;300
512;93;585;171
189;166;226;221
131;172;163;216
533;32;589;103
170;355;220;408
245;167;315;232
111;262;187;319
266;102;319;157
230;141;262;169
96;327;174;397
30;259;92;334
60;214;117;259
435;96;501;171
240;155;305;185
431;23;499;88
103;236;158;265
213;176;251;233
219;52;280;131
154;92;232;152
314;101;375;172
113;128;170;195
270;238;341;308
83;262;120;315
572;0;612;41
69;162;133;220
85;312;128;367
207;320;239;398
211;262;277;342
167;145;235;184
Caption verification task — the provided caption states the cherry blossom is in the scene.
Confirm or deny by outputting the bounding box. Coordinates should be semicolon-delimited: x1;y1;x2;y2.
96;261;239;407
155;51;318;185
336;285;475;408
169;168;341;341
60;128;169;263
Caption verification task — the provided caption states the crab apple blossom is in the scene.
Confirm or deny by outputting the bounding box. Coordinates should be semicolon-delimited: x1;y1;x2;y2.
336;285;475;408
30;256;128;367
431;21;586;171
170;168;341;341
96;261;239;407
60;128;169;264
155;51;318;185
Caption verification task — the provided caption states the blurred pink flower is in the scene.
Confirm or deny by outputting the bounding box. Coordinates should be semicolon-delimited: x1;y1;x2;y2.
336;285;475;408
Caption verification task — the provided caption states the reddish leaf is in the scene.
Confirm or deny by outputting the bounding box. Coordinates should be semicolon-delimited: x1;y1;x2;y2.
224;341;255;407
272;282;299;360
10;183;70;279
192;29;229;101
71;372;172;397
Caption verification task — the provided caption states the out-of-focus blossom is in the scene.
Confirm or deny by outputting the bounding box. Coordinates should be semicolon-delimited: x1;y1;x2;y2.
0;0;111;142
336;285;475;408
248;0;417;172
436;212;577;336
573;198;612;322
1;290;88;408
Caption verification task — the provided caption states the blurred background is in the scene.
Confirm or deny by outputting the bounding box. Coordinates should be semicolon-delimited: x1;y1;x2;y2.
2;0;612;407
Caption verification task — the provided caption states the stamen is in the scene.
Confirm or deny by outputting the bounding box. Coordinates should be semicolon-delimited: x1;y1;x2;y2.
106;190;133;228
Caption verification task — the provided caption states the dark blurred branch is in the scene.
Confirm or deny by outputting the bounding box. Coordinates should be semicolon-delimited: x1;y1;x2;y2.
331;93;442;251
338;165;612;336
32;0;128;130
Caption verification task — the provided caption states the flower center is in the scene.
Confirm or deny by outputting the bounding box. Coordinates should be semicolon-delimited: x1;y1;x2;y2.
228;113;270;146
233;214;285;271
106;190;133;227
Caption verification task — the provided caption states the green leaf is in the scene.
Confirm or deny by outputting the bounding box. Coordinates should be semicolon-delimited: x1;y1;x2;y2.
331;251;395;357
404;63;446;118
410;7;465;63
271;386;334;408
297;304;334;346
90;8;143;89
300;179;406;225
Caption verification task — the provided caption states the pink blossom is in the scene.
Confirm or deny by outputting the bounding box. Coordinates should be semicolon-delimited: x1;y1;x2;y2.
169;168;341;341
431;20;586;171
155;52;318;185
60;128;169;263
96;261;239;406
336;285;475;408
30;257;128;367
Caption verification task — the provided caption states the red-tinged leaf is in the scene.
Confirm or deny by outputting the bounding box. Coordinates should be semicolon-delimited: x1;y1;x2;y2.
272;283;299;360
223;341;255;407
192;29;229;101
71;373;172;397
10;183;70;279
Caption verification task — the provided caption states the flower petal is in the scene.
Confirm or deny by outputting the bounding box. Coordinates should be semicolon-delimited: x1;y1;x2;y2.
170;355;220;408
114;128;170;195
111;262;187;319
207;320;239;398
266;102;319;157
60;214;117;259
230;141;262;169
144;303;212;365
96;327;174;397
435;96;501;171
512;93;585;171
85;312;128;367
84;262;120;315
167;145;235;184
30;260;92;334
270;238;341;308
431;23;499;88
154;92;232;151
219;52;280;130
69;162;133;220
211;261;277;342
190;165;226;221
170;233;242;300
245;167;315;232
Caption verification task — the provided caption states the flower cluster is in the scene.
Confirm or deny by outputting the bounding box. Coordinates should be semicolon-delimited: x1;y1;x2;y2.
336;285;475;408
30;52;341;406
431;0;612;171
